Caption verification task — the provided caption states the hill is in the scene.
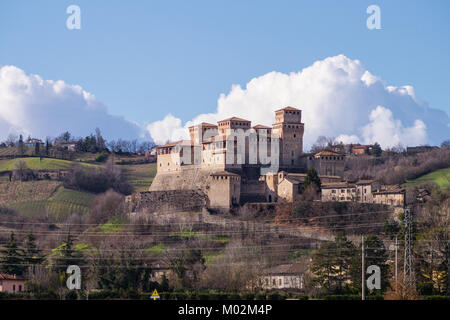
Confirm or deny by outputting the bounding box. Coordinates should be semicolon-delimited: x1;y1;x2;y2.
7;186;95;220
403;167;450;190
0;157;97;171
0;180;96;220
122;163;157;192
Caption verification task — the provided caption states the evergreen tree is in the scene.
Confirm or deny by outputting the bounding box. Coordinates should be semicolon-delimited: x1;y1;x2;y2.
311;232;357;294
303;168;321;192
349;235;389;293
17;134;25;156
23;233;44;269
52;234;83;274
0;232;25;276
372;142;382;157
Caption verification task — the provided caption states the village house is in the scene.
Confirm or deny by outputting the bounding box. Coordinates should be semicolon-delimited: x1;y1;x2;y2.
25;138;44;148
54;139;77;152
351;144;373;155
372;185;406;207
0;274;26;294
254;264;303;291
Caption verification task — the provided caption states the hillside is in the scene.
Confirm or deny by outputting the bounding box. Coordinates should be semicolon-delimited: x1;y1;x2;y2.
122;162;157;192
403;167;450;190
6;185;95;220
0;157;97;171
0;179;96;220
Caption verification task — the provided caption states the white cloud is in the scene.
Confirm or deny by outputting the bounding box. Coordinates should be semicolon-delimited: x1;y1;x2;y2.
147;54;449;149
361;106;427;147
0;65;146;141
146;114;188;144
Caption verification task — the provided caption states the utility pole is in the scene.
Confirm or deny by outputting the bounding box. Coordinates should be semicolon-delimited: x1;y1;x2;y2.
404;208;414;287
395;236;398;287
362;235;365;301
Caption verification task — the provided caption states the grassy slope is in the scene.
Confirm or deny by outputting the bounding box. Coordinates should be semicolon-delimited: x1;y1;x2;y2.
0;146;34;156
403;167;450;190
122;163;157;192
4;183;95;220
0;157;97;171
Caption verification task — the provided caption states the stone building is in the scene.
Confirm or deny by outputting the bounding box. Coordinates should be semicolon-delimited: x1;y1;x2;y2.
372;185;406;207
147;106;346;211
321;182;357;202
305;150;345;177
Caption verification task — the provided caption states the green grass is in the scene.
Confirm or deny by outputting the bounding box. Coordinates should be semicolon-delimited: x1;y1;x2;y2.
122;163;157;192
0;157;96;171
50;187;95;206
99;218;123;233
147;244;165;255
403;167;450;190
6;185;95;221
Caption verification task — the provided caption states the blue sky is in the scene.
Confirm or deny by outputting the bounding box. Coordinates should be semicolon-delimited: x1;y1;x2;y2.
0;0;449;145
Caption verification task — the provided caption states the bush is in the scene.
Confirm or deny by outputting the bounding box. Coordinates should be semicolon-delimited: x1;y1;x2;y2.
240;292;255;300
424;295;450;300
254;292;267;300
95;152;109;163
64;164;133;195
267;292;282;300
65;290;78;300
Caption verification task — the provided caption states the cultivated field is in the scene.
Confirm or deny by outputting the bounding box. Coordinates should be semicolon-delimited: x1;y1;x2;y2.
1;182;95;221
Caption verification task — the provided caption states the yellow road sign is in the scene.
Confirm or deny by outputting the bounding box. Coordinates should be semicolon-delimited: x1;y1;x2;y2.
151;289;160;300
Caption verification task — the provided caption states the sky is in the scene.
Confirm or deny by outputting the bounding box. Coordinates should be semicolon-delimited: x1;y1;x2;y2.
0;0;449;148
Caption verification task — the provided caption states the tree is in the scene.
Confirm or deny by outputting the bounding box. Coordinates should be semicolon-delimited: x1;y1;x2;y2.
372;142;382;157
441;140;450;149
311;233;357;294
92;240;152;292
310;136;329;153
95;127;106;151
5;134;17;147
17;134;25;155
303;168;321;192
59;131;72;142
349;235;389;293
13;159;30;181
52;234;84;275
0;232;25;276
34;142;40;156
23;233;44;270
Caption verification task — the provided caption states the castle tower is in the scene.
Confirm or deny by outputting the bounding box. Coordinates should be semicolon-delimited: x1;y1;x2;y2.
272;106;304;167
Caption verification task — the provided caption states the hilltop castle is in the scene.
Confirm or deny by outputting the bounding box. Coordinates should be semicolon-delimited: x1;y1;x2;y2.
148;107;345;210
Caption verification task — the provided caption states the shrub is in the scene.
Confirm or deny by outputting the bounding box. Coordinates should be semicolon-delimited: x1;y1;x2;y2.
95;152;109;163
254;292;267;300
240;292;255;300
267;292;282;300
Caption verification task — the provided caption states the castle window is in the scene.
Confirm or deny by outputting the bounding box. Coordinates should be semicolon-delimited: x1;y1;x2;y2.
294;134;296;138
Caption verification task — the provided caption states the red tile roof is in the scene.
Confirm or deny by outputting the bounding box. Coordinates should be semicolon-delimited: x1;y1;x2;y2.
218;117;251;123
275;106;300;112
0;274;26;280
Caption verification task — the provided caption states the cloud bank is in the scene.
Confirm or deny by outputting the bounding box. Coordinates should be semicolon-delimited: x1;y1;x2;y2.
147;55;449;149
0;65;146;141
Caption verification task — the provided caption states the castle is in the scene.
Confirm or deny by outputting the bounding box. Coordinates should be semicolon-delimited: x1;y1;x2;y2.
148;107;345;210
